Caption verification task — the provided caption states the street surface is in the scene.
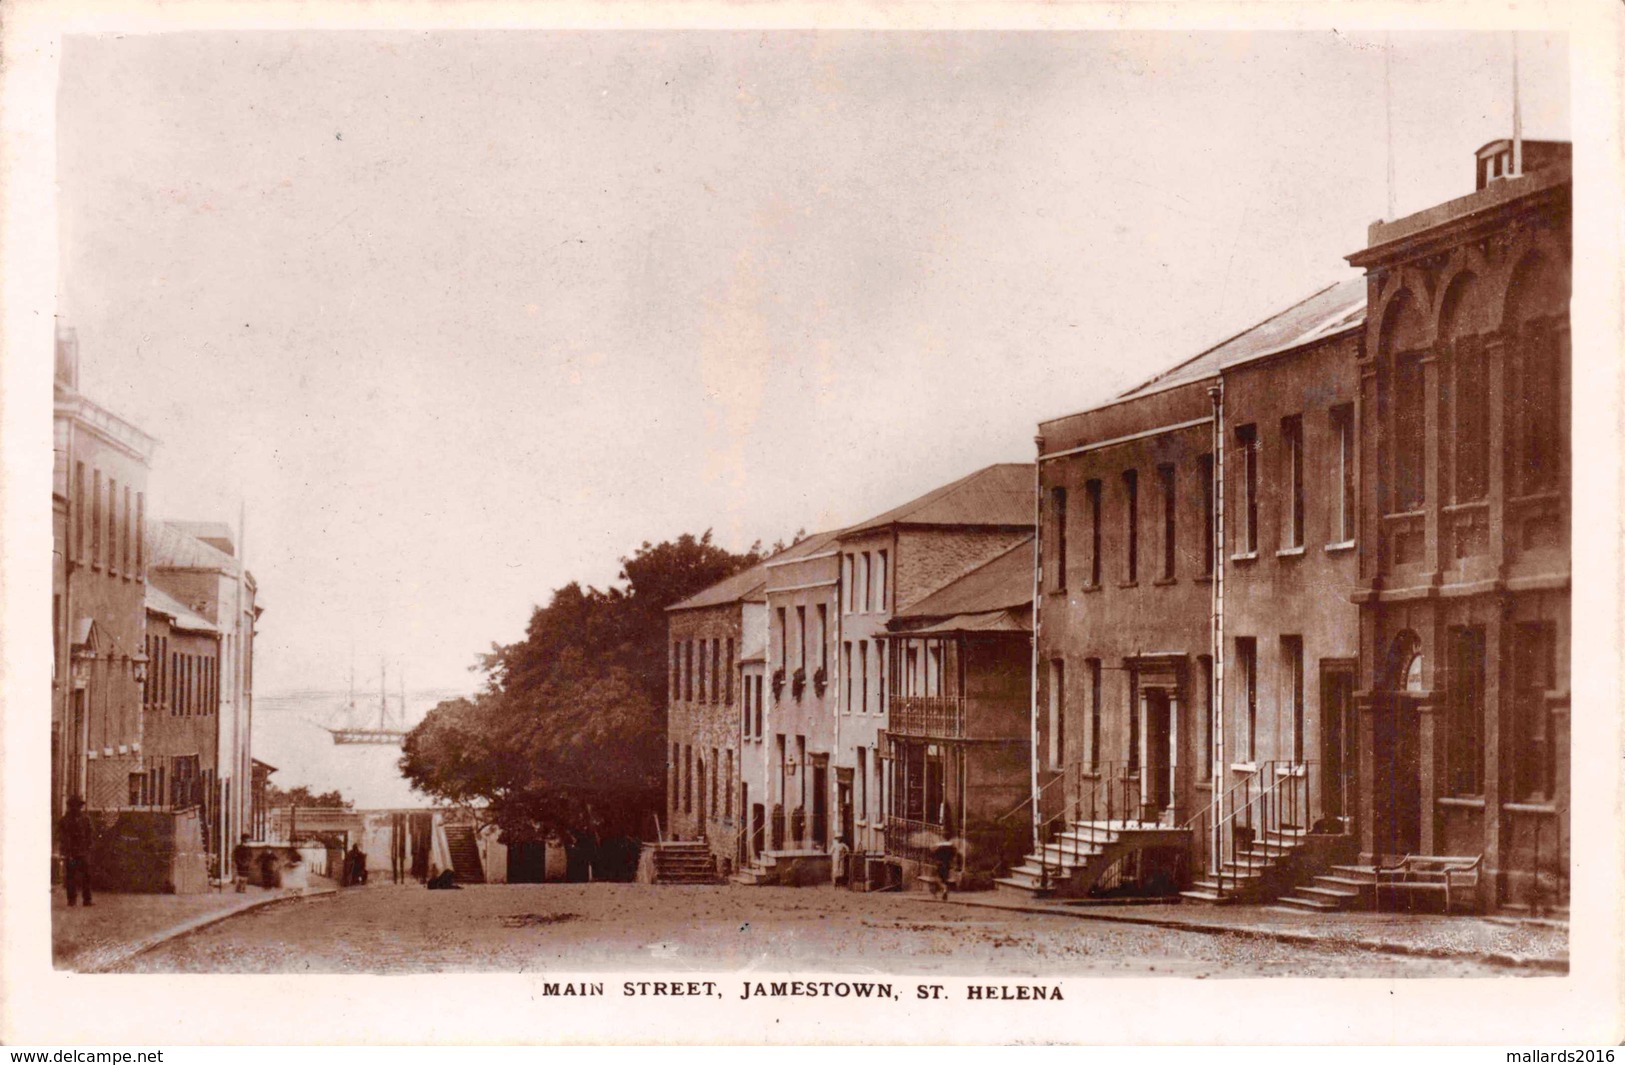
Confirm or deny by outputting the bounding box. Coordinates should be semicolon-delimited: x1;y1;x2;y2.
120;881;1533;976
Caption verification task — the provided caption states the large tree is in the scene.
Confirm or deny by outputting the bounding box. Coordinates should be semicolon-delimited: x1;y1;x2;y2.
400;531;762;844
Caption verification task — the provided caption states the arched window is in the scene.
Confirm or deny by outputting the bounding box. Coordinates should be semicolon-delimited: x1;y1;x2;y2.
1384;630;1424;693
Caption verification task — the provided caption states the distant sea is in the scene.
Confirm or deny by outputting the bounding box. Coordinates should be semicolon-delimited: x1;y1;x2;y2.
251;688;473;810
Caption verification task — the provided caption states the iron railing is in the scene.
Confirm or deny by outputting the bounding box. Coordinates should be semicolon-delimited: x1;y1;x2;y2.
1182;760;1320;898
889;695;966;738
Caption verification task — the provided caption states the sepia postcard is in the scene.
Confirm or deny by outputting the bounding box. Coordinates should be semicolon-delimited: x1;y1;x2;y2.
1;0;1622;1047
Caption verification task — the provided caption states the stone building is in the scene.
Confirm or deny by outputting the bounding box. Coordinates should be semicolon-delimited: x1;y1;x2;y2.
147;519;263;866
1016;279;1366;901
51;326;160;826
1343;139;1570;912
664;556;769;875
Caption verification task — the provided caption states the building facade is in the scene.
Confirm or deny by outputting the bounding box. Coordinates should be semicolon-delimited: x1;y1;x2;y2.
1345;140;1571;911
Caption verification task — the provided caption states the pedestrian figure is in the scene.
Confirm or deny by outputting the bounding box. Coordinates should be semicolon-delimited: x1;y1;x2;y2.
427;866;459;890
931;840;957;901
345;842;367;886
830;837;850;889
233;833;253;893
59;796;94;907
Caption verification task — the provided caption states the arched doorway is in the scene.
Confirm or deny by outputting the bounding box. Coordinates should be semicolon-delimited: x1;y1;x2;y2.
1372;631;1424;856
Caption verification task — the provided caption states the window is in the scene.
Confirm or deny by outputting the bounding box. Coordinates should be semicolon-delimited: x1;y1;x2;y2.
876;639;885;716
742;671;752;735
726;638;735;705
796;606;806;669
1452;341;1488;502
862;553;872;611
136;492;144;574
857;747;867;821
684;746;693;813
1236;425;1258;554
1047;659;1065;770
75;462;86;562
1511;622;1557;800
843;554;854;612
1127;673;1140;772
725;750;734;816
1393;354;1426;510
817;605;828;675
876;551;888;612
1446;626;1486;796
1198;655;1213;780
685;642;694;702
1282;416;1304;549
711;640;721;704
1237;638;1258;761
1516;320;1562;494
754;676;764;736
860;642;869;714
1088;659;1102;771
1123;470;1139;583
697;639;707;703
1199;454;1215;575
92;469;101;568
711;747;719;815
844;642;853;712
1050;486;1068;591
672;643;681;699
1158;464;1176;579
108;477;118;575
672;743;680;810
776;608;786;668
1086;480;1103;587
1330;406;1355;542
1282;636;1304;763
122;485;132;576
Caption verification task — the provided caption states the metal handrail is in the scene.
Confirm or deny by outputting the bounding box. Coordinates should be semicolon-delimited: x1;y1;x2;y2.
1183;760;1319;898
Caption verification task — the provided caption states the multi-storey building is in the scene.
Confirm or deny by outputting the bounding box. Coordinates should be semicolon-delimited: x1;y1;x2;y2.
1343;139;1570;912
147;520;262;867
1018;279;1365;900
664;558;769;875
52;326;160;828
882;535;1035;887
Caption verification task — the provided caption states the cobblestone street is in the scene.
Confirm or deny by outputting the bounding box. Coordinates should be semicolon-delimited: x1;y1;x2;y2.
119;881;1555;976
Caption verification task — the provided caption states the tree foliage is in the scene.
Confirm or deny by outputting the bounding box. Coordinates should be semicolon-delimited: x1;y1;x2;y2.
400;531;762;843
265;783;350;809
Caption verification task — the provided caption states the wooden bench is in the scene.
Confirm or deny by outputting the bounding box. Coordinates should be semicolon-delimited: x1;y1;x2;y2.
1375;855;1482;912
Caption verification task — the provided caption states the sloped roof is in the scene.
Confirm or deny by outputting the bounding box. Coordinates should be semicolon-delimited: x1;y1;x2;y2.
165;520;236;556
145;583;218;634
667;529;840;612
893;535;1034;622
841;464;1035;535
147;519;241;574
1115;277;1367;402
889;608;1031;637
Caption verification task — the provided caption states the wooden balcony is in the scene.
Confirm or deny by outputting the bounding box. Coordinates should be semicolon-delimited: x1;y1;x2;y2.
889;695;966;738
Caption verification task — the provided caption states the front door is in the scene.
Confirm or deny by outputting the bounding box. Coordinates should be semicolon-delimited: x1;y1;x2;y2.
751;803;765;858
1146;689;1173;814
837;781;854;847
812;765;829;849
1372;695;1422;856
1320;663;1358;829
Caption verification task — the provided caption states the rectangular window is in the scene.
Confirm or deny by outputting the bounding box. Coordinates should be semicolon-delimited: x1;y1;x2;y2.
698;639;707;703
1127;673;1140;772
1123;470;1139;583
75;462;86;562
684;746;693;813
1198;655;1214;780
1237;638;1258;762
860;642;869;714
754;677;764;737
1086;479;1103;587
1282;416;1304;549
92;469;102;568
108;477;118;576
136;492;145;575
725;750;734;817
1282;636;1304;763
711;640;721;704
862;553;872;611
1512;622;1557;800
1199;453;1215;575
1088;659;1102;771
876;550;888;613
1159;463;1176;579
796;606;806;669
1394;354;1426;510
844;642;853;713
1236;425;1258;554
1452;341;1489;502
1047;659;1065;770
776;608;786;668
742;671;751;735
1517;321;1563;494
726;638;735;705
672;643;681;699
1446;626;1486;796
876;639;885;716
685;642;694;702
1050;486;1068;591
122;485;132;575
711;747;719;815
817;605;828;675
1331;405;1355;542
857;747;867;821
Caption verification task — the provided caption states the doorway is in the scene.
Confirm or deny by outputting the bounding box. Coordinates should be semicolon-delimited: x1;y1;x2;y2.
837;780;854;847
1320;662;1358;828
812;763;829;849
1145;688;1173;814
751;802;765;859
1372;696;1422;856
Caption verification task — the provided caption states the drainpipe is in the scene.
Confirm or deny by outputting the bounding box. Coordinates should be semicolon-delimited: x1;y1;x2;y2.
1208;382;1226;873
1029;437;1044;853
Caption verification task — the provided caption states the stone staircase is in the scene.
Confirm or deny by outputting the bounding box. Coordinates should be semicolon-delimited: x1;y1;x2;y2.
1277;855;1482;914
443;823;486;884
995;821;1191;900
647;840;721;885
730;848;830;887
1179;827;1311;904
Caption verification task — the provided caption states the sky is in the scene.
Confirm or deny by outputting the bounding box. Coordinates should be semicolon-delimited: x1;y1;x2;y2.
55;30;1569;694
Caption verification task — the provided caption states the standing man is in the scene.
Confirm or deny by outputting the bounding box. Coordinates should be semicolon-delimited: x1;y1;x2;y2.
59;796;94;907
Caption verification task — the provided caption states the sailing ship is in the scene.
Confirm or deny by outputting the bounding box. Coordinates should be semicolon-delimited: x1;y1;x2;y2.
325;658;410;746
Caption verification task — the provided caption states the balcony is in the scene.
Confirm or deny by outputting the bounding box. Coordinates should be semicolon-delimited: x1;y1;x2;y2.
889;695;965;739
